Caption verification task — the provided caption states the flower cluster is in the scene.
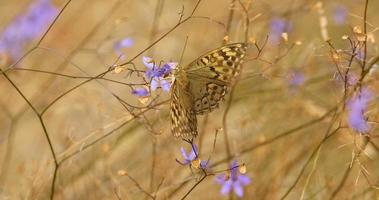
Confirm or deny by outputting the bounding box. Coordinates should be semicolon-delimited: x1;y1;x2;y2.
347;88;374;133
177;145;251;197
143;56;177;91
0;0;58;61
130;56;176;98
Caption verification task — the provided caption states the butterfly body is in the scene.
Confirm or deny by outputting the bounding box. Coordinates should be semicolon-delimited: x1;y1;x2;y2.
171;43;247;139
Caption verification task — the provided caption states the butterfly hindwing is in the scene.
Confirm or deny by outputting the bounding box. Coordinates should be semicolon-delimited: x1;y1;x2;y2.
170;81;198;139
185;43;247;114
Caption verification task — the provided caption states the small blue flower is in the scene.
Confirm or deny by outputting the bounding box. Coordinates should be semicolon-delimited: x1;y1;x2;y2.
131;87;149;97
0;0;58;61
177;145;208;168
216;160;251;198
347;88;373;133
113;37;134;55
143;56;177;92
288;71;305;87
333;5;348;25
269;17;292;44
179;145;198;165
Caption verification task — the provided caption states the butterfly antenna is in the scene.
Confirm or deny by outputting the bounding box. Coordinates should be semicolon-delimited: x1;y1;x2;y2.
237;0;250;44
179;36;189;67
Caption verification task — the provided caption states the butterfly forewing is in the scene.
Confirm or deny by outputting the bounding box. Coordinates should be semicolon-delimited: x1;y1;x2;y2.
185;43;247;114
170;81;198;139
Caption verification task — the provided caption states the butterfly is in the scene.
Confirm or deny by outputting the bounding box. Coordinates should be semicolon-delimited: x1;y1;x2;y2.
170;43;248;139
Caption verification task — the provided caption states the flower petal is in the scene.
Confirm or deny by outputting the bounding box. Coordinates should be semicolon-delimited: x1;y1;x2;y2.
145;69;154;79
238;175;251;185
131;88;149;97
150;78;159;91
180;147;189;161
216;174;226;184
119;37;134;48
347;88;373;133
220;180;233;195
233;182;244;197
161;79;171;92
333;5;348;25
187;144;199;160
0;0;58;60
113;37;134;54
200;160;208;169
143;56;154;69
166;62;178;69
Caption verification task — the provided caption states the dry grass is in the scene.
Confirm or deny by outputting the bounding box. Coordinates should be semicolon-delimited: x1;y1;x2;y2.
0;0;378;199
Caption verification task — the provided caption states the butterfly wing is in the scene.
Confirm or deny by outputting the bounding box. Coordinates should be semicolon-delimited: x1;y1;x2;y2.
184;43;247;114
170;80;198;139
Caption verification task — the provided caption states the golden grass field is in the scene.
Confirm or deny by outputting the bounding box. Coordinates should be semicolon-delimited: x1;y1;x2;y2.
0;0;378;199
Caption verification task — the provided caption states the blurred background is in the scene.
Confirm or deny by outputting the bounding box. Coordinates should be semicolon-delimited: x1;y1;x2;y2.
0;0;378;199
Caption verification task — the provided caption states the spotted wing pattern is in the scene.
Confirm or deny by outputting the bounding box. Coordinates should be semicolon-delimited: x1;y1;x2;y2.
170;43;247;139
185;43;247;114
170;81;198;139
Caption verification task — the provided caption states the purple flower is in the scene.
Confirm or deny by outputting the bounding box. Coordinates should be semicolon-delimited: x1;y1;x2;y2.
288;71;305;87
269;17;292;44
131;87;149;97
179;145;198;165
177;145;208;168
347;88;373;133
0;0;58;61
113;37;134;55
333;5;348;25
216;160;251;197
143;56;177;92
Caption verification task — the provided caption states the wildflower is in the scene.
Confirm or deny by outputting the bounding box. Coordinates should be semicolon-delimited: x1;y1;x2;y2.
269;17;292;44
178;145;198;165
288;71;305;87
216;160;251;198
113;37;134;55
143;56;177;92
0;0;58;61
347;88;373;133
131;87;149;97
177;145;208;169
333;5;348;25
